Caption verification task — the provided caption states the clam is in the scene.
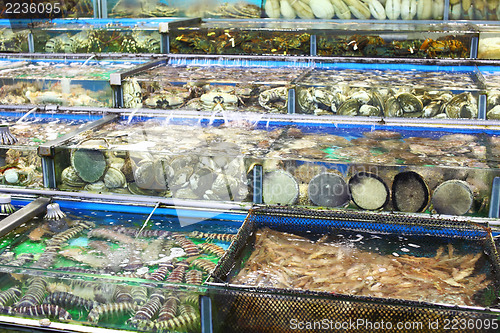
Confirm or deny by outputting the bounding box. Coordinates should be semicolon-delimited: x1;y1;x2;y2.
487;91;500;111
487;105;500;120
61;166;85;187
190;167;216;196
338;99;360;116
444;93;477;119
103;167;127;189
84;181;107;193
422;101;444;118
358;104;381;117
212;174;231;199
134;160;167;190
397;92;423;117
349;90;371;104
384;97;403;117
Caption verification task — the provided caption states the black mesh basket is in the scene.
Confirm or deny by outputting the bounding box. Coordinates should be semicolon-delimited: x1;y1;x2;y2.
208;206;500;333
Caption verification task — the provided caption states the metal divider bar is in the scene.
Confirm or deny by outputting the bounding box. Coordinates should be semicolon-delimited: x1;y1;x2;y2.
489;177;500;218
200;295;213;333
0;197;50;238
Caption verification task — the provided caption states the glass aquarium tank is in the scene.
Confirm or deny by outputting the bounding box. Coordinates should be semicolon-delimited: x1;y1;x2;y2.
50;112;500;217
169;19;312;55
208;207;500;332
0;20;29;53
0;199;244;332
52;114;272;202
32;18;171;54
480;67;500;120
295;62;483;119
448;0;498;20
0;58;142;107
262;0;447;20
107;0;261;18
121;59;306;112
0;110;101;189
315;22;476;59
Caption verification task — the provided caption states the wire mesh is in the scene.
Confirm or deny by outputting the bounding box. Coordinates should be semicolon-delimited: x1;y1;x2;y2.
209;206;500;333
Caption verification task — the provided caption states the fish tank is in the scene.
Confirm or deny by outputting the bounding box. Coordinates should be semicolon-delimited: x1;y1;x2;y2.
0;198;245;332
448;0;498;20
0;58;143;107
49;112;500;217
169;19;312;55
262;0;447;20
106;0;261;18
208;206;500;332
121;59;306;112
480;67;500;120
477;25;500;59
32;18;171;54
315;22;476;59
0;110;102;189
0;20;29;53
51;114;267;202
295;62;484;118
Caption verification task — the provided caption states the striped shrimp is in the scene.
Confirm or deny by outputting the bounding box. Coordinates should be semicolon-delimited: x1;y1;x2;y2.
172;233;200;257
110;226;171;239
181;294;200;307
185;270;203;285
179;303;198;317
32;221;94;269
0;287;21;306
189;231;236;242
129;292;165;324
166;261;189;284
199;243;226;257
44;291;98;311
153;312;200;332
15;277;47;307
15;304;72;321
88;228;135;244
157;295;179;322
87;302;138;324
10;253;34;267
147;262;173;282
131;286;148;306
114;286;133;303
190;258;217;274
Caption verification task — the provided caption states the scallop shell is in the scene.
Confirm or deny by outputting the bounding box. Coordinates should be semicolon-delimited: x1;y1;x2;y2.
104;167;127;189
61;166;86;187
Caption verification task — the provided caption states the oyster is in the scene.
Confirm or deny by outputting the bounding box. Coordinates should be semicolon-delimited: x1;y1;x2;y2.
134;160;167;190
338;99;360;116
103;167;127;189
359;104;381;116
61;166;85;187
397;92;423;117
190;167;216;196
123;78;143;109
384;96;403;117
443;93;477;119
487;105;500;120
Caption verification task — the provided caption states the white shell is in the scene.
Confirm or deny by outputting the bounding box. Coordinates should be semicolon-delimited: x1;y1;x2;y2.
400;0;416;19
4;169;19;184
417;0;432;19
385;0;401;19
265;0;282;17
309;0;335;18
280;0;297;18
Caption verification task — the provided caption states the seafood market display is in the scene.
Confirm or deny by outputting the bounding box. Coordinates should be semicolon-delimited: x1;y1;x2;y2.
263;0;447;19
317;34;471;58
0;28;29;53
231;228;495;306
33;20;162;54
297;67;481;118
123;63;302;112
0;206;239;331
0;112;97;188
53;115;498;216
109;0;260;18
0;275;202;332
480;70;500;120
0;59;139;107
448;0;500;20
170;20;310;55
